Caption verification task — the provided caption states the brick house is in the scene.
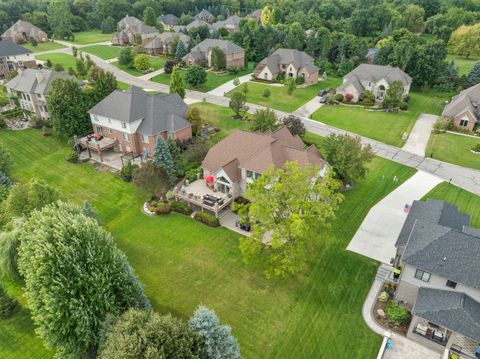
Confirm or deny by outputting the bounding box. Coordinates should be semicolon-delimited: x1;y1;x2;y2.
442;83;480;132
144;33;189;55
1;20;48;43
112;15;159;46
157;14;180;30
183;39;244;70
194;9;215;23
0;40;36;79
87;86;192;157
212;15;242;32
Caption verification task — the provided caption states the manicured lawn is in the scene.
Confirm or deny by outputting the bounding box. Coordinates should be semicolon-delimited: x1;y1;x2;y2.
226;77;343;112
112;56;165;77
426;132;480;170
117;81;130;90
80;45;122;60
35;53;78;73
63;31;112;45
311;90;449;147
151;63;254;92
0;128;417;358
23;41;66;53
447;54;479;75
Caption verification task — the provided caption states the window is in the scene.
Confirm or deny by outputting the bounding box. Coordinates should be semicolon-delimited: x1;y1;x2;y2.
123;132;129;141
246;170;253;178
446;280;457;289
108;128;112;134
121;122;127;129
142;134;149;144
254;172;261;180
96;126;103;134
459;119;469;127
415;269;431;282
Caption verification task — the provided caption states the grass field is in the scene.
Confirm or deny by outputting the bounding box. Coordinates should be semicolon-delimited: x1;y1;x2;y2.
80;45;122;60
311;90;448;147
426;132;480;170
112;56;165;76
226;77;342;112
23;42;66;53
152;63;254;92
0;128;418;358
35;53;78;73
63;31;112;45
447;54;479;75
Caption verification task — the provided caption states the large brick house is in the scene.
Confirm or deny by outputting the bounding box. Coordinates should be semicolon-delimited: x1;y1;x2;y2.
87;86;192;157
112;15;159;46
442;83;480;131
183;39;244;70
194;9;215;23
157;14;179;30
1;20;48;43
0;40;36;79
144;33;189;55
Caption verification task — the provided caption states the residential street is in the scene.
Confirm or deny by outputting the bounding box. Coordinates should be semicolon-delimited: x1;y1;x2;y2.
402;113;438;157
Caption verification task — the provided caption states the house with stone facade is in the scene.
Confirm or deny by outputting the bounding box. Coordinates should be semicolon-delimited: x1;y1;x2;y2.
183;39;244;69
0;40;36;79
394;199;480;359
87;86;191;158
442;83;480;132
112;15;159;46
253;48;319;85
144;33;189;55
1;20;48;43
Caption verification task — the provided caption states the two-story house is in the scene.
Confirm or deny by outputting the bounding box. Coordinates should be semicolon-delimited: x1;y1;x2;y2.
157;14;180;30
112;15;159;46
253;48;319;85
336;64;412;102
0;40;36;79
442;83;480;132
144;33;189;55
87;86;192;158
394;199;480;358
212;15;242;33
182;39;245;70
194;9;215;23
1;20;48;43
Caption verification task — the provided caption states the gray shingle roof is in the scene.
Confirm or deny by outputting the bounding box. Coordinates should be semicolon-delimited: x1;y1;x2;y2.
413;287;480;342
0;40;32;57
158;14;179;25
194;9;214;21
2;20;46;39
212;15;242;30
88;86;189;136
184;39;243;62
116;15;158;35
254;48;318;75
5;68;76;95
342;64;412;87
144;33;189;49
442;83;480;120
186;19;212;31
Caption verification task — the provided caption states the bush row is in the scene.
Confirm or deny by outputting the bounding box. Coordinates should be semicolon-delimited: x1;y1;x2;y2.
193;211;220;227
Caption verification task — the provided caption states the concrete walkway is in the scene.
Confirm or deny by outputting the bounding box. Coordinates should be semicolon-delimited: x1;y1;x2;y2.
207;73;252;96
138;68;164;81
347;171;443;264
292;97;323;118
402;114;438;157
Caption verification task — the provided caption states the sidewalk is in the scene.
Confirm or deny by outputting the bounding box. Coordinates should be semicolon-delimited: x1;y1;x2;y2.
207;73;252;96
138;67;164;81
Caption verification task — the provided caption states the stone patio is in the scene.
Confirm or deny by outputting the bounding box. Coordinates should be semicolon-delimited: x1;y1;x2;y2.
79;149;143;171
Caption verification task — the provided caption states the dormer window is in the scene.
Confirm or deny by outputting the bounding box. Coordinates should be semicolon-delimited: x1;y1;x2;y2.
446;280;457;289
121;122;127;129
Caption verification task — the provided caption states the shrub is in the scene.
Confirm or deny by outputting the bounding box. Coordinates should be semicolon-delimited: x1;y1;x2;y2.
164;60;175;74
472;143;480;153
0;172;12;186
233;78;240;86
335;93;344;102
185;166;200;182
446;119;456;131
120;160;138;182
262;88;271;97
345;93;354;102
0;117;5;129
65;151;79;163
432;119;446;134
228;66;239;75
399;102;408;111
295;76;305;85
359;90;375;104
194;211;220;227
170;201;193;215
386;301;411;326
155;202;171;215
0;285;18;319
378;291;389;302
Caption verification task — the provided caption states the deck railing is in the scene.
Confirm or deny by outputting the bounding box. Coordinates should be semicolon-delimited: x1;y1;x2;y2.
175;191;233;217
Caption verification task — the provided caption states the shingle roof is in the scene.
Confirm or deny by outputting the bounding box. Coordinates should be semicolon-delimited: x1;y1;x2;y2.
212;15;242;30
1;20;46;39
88;86;189;136
414;288;480;342
194;9;214;21
245;9;262;20
254;48;318;76
341;64;412;91
185;19;212;31
184;39;244;62
144;33;189;49
202;127;327;182
442;83;480;120
0;40;32;57
5;68;76;95
116;15;158;35
158;14;179;25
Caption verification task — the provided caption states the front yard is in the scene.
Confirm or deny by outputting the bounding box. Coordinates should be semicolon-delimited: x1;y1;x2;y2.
80;45;123;60
112;56;165;77
35;53;78;73
426;132;480;170
311;91;448;147
447;54;479;75
62;31;112;45
226;77;343;112
0;128;418;358
23;41;66;53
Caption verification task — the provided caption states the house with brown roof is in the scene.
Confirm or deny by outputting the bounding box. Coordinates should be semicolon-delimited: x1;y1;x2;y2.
1;20;48;43
183;39;245;69
144;33;189;55
112;15;159;46
442;83;480;131
201;127;327;198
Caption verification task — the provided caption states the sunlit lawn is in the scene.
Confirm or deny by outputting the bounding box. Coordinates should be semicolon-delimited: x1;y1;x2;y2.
447;54;479;75
426;132;480;170
63;31;113;45
80;45;122;60
112;56;165;77
35;53;79;74
23;41;65;53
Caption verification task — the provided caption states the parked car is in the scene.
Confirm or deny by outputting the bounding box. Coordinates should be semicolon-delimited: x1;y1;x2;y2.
317;88;330;97
319;96;327;104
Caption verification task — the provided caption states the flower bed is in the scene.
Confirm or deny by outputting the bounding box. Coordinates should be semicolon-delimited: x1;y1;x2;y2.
373;283;411;335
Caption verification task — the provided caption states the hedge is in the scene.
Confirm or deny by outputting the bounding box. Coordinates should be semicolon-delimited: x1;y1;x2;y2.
194;211;220;227
170;201;193;215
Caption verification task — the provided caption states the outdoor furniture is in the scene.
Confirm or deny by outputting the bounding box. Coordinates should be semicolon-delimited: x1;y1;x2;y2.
415;323;428;336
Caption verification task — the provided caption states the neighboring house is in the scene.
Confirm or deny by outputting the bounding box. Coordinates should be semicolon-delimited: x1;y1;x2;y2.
157;14;179;30
173;19;213;33
144;32;189;55
245;9;262;21
1;20;48;43
194;9;215;23
212;15;242;32
442;83;480;132
394;199;480;358
5;68;77;119
336;64;412;102
202;127;327;198
183;39;245;69
0;40;36;79
254;48;319;85
88;86;191;157
112;15;159;46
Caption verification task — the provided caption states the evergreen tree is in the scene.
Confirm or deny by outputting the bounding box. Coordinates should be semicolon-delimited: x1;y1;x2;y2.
167;139;185;176
467;61;480;86
169;66;186;99
153;138;177;186
175;40;188;61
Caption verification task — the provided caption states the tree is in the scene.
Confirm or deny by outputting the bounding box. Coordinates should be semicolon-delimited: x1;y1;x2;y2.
17;201;149;357
382;80;405;110
132;162;169;198
153;138;177;186
170;66;186;99
167;139;185;176
229;92;247;117
175;41;188;61
143;6;156;27
211;47;226;70
48;0;74;39
134;54;151;72
250;109;279;132
399;4;425;33
322;134;374;184
286;77;296;95
186;107;203;134
189;306;241;359
261;6;273;26
98;308;205;359
118;47;134;68
0;143;12;175
52;63;64;72
185;65;207;88
239;162;343;277
282;115;305;136
0;219;23;280
448;24;480;59
467;61;480;86
75;58;87;76
86;66;117;104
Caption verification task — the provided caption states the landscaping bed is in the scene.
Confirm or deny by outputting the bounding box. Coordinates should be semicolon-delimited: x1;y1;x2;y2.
373;282;411;335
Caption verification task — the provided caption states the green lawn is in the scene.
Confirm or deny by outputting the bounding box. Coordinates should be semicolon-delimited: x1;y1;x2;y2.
426;132;480;170
151;63;254;92
0;128;417;358
80;45;122;60
35;53;78;72
23;41;66;53
226;77;343;112
112;56;165;77
447;54;479;75
117;81;130;90
63;31;113;45
311;90;448;147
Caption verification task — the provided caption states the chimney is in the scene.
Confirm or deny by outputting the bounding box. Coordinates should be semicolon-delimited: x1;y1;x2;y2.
35;70;43;83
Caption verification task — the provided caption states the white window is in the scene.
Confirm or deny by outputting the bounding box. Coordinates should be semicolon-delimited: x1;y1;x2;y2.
121;122;127;129
414;269;431;282
108;128;112;134
123;132;129;141
459;119;469;127
246;170;253;178
142;134;149;144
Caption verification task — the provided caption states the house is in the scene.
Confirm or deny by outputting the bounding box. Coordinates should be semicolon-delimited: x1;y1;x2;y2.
201;127;327;198
87;86;191;158
442;83;480;131
157;14;179;30
5;68;77;119
253;48;319;85
112;15;159;46
194;9;215;23
183;39;245;69
394;199;480;358
245;9;262;21
212;15;242;32
0;40;36;79
172;19;213;33
336;64;412;102
1;20;48;43
144;33;189;55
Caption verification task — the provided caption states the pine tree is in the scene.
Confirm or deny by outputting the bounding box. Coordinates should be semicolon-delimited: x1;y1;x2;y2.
467;61;480;86
153;138;177;186
169;66;186;99
175;41;188;61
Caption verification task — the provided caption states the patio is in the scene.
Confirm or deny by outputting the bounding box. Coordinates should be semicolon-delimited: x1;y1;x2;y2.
79;148;143;171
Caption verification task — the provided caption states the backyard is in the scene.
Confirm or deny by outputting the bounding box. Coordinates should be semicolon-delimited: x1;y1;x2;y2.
226;77;343;112
0;128;419;358
311;90;449;147
80;45;122;60
112;56;165;76
23;41;65;53
63;31;113;45
447;54;479;75
426;132;480;170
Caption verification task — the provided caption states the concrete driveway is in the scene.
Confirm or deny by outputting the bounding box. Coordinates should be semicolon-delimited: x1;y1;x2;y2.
207;73;252;97
293;97;323;118
402;114;438;157
347;171;443;264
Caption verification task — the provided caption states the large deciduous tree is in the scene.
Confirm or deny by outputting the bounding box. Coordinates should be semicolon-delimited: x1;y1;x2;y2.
250;108;279;132
239;162;343;277
17;201;150;357
85;66;118;105
382;80;405;110
118;47;135;68
47;0;74;39
282;115;305;136
398;4;425;33
185;65;207;88
448;24;480;59
210;47;226;70
229;91;247;118
170;66;186;99
132;162;169;198
143;6;156;27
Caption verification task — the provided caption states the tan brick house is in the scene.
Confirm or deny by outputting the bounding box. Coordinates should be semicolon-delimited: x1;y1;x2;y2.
144;33;189;55
442;83;480;131
1;20;48;43
0;40;36;79
183;39;245;70
112;15;159;46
